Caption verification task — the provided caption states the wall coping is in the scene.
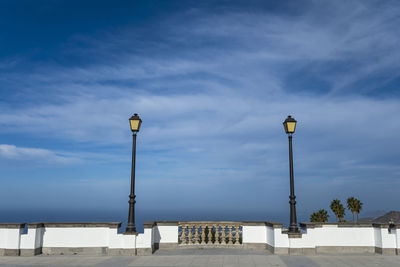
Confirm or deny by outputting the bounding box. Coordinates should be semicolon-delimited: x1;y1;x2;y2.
372;223;399;229
300;222;398;229
265;222;284;228
33;222;122;228
143;221;157;228
143;221;179;227
0;223;25;229
178;221;242;224
167;221;284;228
242;221;267;226
242;221;283;228
284;231;302;238
122;231;138;236
155;221;179;226
149;221;280;227
27;223;44;229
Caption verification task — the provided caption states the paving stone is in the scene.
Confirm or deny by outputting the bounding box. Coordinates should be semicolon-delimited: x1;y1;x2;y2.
0;249;399;267
280;255;320;267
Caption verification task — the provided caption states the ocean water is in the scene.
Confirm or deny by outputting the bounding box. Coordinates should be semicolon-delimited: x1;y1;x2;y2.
0;208;310;233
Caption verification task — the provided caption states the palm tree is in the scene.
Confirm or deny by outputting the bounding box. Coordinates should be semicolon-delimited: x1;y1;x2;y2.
337;204;346;222
354;199;363;223
347;197;357;222
310;209;329;222
330;199;339;222
330;199;346;222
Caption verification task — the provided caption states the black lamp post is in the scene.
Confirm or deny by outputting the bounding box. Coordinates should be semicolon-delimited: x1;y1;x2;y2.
283;115;299;233
126;113;142;233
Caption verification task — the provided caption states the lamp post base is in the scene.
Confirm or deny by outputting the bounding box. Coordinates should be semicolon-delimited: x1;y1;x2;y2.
288;225;300;233
125;223;137;233
123;230;138;235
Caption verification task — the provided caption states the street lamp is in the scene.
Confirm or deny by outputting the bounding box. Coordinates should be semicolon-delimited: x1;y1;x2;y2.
126;113;142;233
283;115;299;233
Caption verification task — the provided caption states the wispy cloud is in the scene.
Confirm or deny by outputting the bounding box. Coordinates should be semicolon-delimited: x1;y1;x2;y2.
0;144;79;164
0;144;126;165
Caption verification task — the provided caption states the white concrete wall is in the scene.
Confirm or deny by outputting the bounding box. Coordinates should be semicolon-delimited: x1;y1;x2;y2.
0;228;23;249
315;225;375;247
374;227;382;248
299;227;316;249
42;227;110;247
242;225;267;244
20;227;43;249
273;228;289;248
42;226;151;250
1;222;399;255
0;223;153;253
375;227;396;249
108;228;136;249
266;226;275;247
155;225;178;243
242;223;399;252
288;236;303;248
136;228;153;248
301;224;400;251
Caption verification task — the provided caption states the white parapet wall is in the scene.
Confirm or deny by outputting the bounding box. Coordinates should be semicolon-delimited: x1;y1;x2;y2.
19;223;44;256
108;226;137;256
0;223;25;256
0;221;399;256
242;222;267;245
396;228;400;255
135;223;154;255
0;222;155;256
241;222;289;253
298;222;398;255
298;223;375;254
152;221;179;249
41;223;111;254
242;222;270;250
372;223;398;255
241;221;399;255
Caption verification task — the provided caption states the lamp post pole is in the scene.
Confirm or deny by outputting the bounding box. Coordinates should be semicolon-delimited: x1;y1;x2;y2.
283;115;299;233
126;132;137;233
288;133;299;233
126;113;141;234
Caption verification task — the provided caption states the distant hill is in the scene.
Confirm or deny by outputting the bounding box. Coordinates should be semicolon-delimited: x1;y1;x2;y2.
373;211;400;223
361;210;386;218
359;211;400;223
358;217;376;223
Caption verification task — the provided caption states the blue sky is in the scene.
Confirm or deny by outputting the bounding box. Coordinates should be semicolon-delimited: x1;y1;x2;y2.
0;0;399;225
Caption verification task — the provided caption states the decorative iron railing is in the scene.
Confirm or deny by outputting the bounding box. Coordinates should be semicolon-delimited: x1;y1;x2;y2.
178;222;242;245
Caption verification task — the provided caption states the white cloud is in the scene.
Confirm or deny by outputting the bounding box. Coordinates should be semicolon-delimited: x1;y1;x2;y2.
0;144;125;165
0;144;78;164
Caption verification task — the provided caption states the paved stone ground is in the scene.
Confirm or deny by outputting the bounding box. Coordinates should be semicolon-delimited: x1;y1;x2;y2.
0;249;399;267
